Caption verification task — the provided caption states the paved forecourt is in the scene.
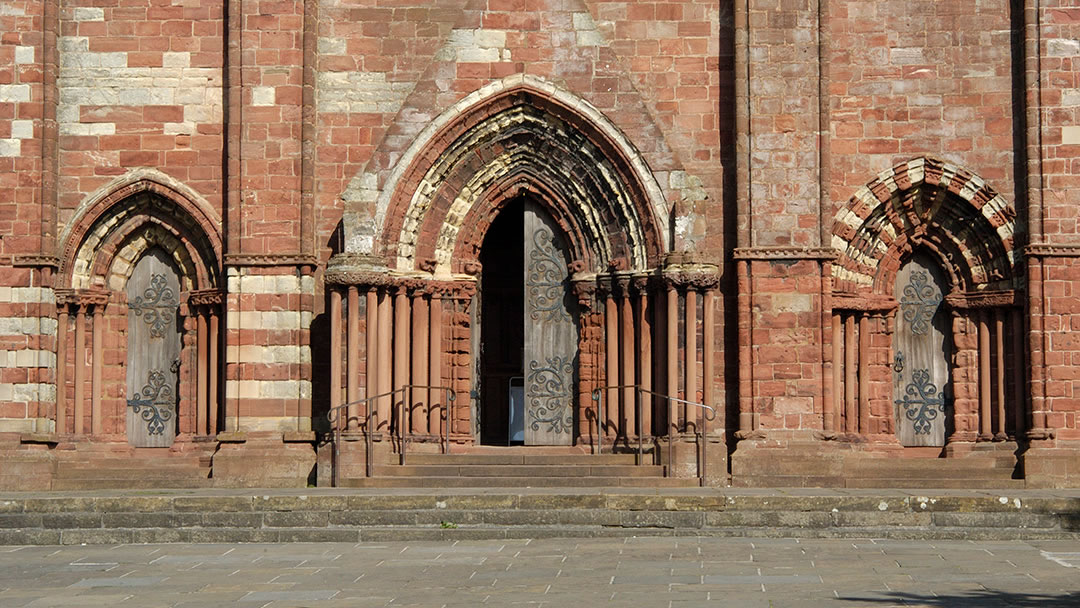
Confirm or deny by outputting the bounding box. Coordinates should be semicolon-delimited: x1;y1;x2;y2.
0;536;1078;607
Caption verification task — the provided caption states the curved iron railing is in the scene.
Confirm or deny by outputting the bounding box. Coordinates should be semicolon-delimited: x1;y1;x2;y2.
591;385;717;487
325;384;456;487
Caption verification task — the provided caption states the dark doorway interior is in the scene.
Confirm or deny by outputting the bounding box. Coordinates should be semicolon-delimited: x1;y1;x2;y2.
478;199;524;445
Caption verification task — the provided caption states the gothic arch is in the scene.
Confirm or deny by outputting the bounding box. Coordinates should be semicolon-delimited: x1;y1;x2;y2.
351;74;668;274
60;171;222;291
830;157;1021;294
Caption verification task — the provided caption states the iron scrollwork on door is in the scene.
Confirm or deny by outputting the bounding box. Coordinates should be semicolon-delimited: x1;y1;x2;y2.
526;356;574;433
127;370;174;435
130;273;178;339
899;271;941;336
894;368;944;435
527;226;571;323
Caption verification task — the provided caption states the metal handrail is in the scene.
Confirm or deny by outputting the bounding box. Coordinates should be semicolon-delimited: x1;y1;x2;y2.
326;384;455;487
591;385;716;487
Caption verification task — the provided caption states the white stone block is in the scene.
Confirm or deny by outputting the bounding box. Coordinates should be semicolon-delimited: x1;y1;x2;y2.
318;37;346;55
473;29;506;49
1048;39;1080;57
10;120;32;139
0;139;19;157
0;84;30;103
162;52;190;68
14;46;33;64
73;7;104;21
1063;126;1080;146
252;86;275;106
572;12;595;30
576;30;604;47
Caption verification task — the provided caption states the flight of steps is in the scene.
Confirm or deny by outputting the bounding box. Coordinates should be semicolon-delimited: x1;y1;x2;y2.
338;451;699;488
52;446;213;491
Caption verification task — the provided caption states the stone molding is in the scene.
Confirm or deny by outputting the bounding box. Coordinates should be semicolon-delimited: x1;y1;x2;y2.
944;290;1023;309
12;255;60;269
224;254;319;269
831;294;898;312
732;247;837;261
1024;244;1080;258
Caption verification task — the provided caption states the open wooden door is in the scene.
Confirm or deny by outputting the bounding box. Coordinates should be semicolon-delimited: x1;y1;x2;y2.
893;254;951;446
126;249;182;447
522;201;577;445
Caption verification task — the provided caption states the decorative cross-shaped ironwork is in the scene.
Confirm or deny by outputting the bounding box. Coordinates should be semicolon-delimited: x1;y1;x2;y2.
895;368;944;435
527;225;571;323
127;370;174;435
900;271;941;336
130;273;177;339
527;356;574;434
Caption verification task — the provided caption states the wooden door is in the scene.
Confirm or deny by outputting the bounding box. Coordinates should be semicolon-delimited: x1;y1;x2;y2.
523;201;577;445
893;254;950;446
126;249;182;447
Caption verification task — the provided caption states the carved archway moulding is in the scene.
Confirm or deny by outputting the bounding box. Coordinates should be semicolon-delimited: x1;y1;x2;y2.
339;74;670;276
59;170;223;292
830;157;1022;296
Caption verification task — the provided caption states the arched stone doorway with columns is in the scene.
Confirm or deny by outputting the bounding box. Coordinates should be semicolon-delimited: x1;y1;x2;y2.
323;75;724;483
54;174;224;476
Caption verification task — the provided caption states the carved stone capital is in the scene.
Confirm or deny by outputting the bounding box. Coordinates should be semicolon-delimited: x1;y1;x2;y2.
58;288;110;311
185;289;224;308
571;280;598;311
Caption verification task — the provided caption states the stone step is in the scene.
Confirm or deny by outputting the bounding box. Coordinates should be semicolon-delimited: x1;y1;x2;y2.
735;475;1027;489
51;477;214;491
0;489;1077;545
403;453;643;466
339;476;700;488
371;464;665;477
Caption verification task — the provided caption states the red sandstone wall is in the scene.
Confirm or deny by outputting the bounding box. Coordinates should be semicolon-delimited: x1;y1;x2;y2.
827;0;1017;208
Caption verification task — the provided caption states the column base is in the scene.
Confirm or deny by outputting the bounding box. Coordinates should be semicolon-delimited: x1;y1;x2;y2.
1021;440;1080;488
211;433;316;488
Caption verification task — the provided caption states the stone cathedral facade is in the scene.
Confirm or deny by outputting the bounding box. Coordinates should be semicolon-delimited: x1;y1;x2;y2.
0;0;1078;489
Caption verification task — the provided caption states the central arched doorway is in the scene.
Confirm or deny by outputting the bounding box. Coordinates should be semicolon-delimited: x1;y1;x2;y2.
477;198;578;446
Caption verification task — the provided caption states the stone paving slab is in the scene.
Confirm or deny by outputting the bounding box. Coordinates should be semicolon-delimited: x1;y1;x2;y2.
0;537;1077;607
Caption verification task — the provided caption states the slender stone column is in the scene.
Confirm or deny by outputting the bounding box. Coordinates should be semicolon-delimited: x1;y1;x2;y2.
994;309;1007;440
604;286;618;437
736;261;753;433
979;310;992;440
636;280;652;437
91;304;103;436
329;289;342;428
411;291;429;435
831;313;842;433
844;314;856;433
197;310;208;435
365;288;377;427
685;288;698;431
666;283;678;434
858;314;869;434
345;287;358;425
428;291;443;435
702;289;715;437
619;279;635;436
74;306;85;435
209;310;220;434
393;287;410;436
56;304;68;435
1011;308;1025;436
376;288;392;433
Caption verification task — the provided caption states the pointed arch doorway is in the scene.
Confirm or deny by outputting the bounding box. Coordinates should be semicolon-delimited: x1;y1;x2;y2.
477;198;578;446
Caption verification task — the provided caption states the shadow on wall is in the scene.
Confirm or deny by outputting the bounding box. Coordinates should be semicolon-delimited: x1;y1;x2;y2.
840;591;1080;607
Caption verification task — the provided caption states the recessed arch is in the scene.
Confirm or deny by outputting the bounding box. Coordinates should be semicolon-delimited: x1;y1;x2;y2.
61;171;222;291
348;74;668;274
831;157;1021;294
